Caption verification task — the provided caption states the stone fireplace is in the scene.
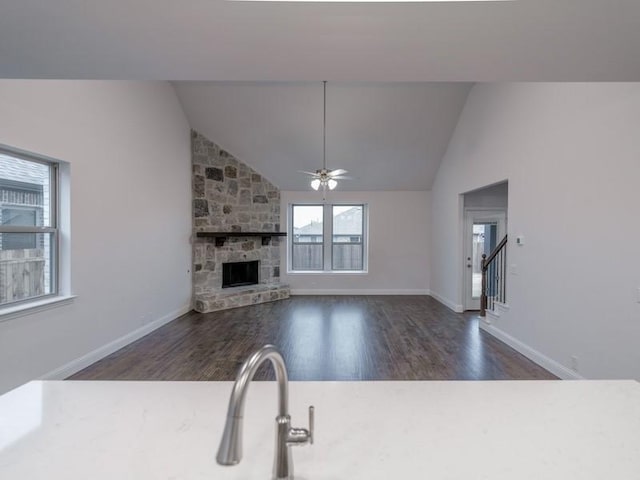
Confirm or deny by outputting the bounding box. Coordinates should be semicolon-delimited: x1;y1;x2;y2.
191;130;289;313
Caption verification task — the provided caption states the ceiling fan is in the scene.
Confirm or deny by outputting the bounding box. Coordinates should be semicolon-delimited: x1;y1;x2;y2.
299;81;350;191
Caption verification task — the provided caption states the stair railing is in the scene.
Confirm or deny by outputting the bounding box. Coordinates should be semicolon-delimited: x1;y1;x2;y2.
480;234;508;317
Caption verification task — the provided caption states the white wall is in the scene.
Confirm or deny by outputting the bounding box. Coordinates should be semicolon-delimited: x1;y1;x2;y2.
431;83;640;379
0;81;192;393
463;182;508;210
281;191;430;294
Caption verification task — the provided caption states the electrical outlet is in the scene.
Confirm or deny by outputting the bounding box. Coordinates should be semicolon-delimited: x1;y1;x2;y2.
509;264;518;275
571;356;579;372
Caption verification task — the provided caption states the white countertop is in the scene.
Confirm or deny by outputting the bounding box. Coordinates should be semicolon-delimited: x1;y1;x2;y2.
1;380;639;479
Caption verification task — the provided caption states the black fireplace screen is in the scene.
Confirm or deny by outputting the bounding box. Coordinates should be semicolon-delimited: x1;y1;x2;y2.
222;260;259;288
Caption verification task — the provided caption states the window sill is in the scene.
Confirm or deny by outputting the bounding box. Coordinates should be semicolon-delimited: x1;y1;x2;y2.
287;270;368;275
0;295;77;323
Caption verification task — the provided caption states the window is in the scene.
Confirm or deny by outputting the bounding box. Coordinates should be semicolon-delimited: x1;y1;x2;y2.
292;205;324;270
290;203;367;272
0;150;58;307
332;205;364;271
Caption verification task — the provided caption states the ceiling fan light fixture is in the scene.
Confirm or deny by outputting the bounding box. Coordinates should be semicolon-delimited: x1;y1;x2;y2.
302;81;349;192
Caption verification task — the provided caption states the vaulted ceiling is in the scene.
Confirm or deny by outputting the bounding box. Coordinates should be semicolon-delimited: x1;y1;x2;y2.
174;82;471;190
2;1;638;190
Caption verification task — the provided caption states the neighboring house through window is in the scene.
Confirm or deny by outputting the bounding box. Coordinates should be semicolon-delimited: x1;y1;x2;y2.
2;201;40;251
290;203;367;272
0;150;58;307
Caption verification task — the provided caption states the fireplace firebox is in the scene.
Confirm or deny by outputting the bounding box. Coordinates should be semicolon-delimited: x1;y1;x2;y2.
222;260;259;288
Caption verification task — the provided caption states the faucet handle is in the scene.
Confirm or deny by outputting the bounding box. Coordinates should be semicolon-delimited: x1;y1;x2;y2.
308;406;314;445
286;406;315;447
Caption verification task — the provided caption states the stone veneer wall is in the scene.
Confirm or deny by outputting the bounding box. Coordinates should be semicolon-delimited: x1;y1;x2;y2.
191;130;283;302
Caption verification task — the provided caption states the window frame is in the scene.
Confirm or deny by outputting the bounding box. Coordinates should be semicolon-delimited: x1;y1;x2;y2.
0;147;59;308
289;202;368;274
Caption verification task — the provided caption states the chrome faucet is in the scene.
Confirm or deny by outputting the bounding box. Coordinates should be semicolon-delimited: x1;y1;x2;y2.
216;345;314;480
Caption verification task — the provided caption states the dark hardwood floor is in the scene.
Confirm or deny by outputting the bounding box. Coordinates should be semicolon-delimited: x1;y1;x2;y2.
69;296;556;381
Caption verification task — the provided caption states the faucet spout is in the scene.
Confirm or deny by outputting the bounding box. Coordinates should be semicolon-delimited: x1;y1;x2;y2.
217;345;288;465
216;345;313;480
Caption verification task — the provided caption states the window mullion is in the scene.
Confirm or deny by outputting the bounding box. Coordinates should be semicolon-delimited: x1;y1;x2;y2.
361;204;366;271
324;203;332;271
289;204;294;272
50;163;58;229
0;226;56;233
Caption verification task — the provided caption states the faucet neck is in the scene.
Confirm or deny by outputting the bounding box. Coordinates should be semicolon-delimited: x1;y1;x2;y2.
227;345;289;419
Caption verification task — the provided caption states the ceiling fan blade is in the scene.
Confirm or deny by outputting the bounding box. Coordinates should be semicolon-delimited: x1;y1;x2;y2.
328;169;348;176
297;170;320;176
332;176;353;180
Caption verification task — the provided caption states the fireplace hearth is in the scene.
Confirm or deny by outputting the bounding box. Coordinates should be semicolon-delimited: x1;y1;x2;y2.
222;260;259;288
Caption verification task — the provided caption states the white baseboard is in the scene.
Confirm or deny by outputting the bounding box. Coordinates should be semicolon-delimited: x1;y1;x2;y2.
41;304;192;380
479;322;583;380
290;289;430;296
429;291;464;313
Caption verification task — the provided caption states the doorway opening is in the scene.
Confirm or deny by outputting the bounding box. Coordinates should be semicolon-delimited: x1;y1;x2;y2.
462;182;508;311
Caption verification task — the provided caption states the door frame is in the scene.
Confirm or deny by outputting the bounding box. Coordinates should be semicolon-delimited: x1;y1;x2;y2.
463;209;507;311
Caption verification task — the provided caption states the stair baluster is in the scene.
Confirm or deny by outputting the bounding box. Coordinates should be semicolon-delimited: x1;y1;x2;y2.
480;234;508;317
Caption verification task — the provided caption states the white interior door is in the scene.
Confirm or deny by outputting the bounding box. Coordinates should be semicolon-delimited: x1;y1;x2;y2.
463;211;506;311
